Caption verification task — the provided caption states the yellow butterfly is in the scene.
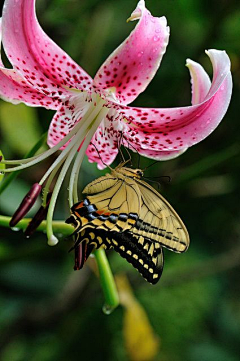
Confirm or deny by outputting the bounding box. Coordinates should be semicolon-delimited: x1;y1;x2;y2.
66;162;190;284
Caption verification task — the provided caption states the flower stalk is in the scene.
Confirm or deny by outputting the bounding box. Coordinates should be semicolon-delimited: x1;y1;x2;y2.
94;248;119;314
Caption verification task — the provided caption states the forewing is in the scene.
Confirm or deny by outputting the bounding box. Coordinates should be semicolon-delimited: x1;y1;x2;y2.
134;180;190;253
68;174;141;233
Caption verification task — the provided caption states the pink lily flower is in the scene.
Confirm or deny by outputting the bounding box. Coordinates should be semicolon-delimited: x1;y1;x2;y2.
0;0;232;245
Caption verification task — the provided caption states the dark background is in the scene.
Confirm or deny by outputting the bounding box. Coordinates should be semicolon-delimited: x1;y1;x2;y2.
0;0;240;360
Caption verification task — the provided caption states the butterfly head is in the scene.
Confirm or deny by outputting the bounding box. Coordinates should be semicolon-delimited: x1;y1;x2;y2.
115;165;144;179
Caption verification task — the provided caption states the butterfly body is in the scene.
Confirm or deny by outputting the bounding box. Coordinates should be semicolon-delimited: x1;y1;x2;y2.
66;163;189;284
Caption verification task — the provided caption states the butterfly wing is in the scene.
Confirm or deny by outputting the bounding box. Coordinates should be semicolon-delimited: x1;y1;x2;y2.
72;227;164;284
69;173;141;234
66;167;189;284
110;230;164;284
134;179;190;253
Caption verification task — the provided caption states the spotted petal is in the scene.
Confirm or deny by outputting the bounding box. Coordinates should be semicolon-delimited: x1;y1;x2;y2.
115;50;232;155
0;18;59;109
93;0;169;105
86;114;120;169
47;93;91;148
2;0;93;98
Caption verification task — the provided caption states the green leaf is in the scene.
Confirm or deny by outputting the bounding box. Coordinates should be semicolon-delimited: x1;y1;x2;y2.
0;103;42;156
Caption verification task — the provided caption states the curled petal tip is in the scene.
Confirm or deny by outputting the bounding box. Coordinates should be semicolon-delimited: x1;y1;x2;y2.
48;235;59;246
10;183;42;227
127;0;145;22
185;58;192;67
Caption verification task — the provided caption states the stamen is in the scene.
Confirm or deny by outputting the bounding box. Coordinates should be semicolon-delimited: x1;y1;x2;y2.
1;99;94;170
41;156;67;207
10;183;42;227
46;139;83;246
69;106;109;206
38;98;105;186
48;235;59;246
45;97;107;245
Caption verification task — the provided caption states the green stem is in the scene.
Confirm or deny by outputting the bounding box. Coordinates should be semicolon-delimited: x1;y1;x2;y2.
94;248;119;314
0;132;48;195
0;214;119;313
0;215;74;236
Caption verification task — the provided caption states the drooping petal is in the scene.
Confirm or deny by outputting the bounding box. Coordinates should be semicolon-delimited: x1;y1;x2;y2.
0;17;60;109
2;0;93;98
93;0;169;105
114;50;232;154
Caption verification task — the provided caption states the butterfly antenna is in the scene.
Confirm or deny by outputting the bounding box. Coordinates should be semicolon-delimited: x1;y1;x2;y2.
143;160;159;171
90;142;112;170
151;175;172;183
142;177;161;189
122;135;133;166
118;131;126;163
122;135;140;168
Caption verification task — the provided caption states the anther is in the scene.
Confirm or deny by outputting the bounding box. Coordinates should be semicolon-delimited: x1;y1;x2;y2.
10;183;42;227
24;192;52;237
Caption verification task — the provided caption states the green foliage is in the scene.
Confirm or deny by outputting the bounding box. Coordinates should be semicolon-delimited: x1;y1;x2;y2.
0;103;42;156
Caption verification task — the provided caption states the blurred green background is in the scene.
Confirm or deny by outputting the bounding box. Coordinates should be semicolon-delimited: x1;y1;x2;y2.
0;0;240;360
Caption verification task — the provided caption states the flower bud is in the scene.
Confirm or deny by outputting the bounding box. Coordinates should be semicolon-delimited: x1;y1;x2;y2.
10;183;42;227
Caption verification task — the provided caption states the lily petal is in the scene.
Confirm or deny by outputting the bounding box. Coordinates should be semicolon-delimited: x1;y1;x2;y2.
86;122;119;169
115;50;232;154
0;68;61;109
186;58;211;105
47;103;76;148
0;18;59;109
47;92;95;148
2;0;93;98
93;0;169;105
126;146;187;161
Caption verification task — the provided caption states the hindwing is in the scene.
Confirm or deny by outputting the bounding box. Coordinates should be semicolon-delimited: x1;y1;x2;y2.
71;227;164;284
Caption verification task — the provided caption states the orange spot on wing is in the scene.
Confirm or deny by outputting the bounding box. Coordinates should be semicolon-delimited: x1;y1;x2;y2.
75;201;84;209
96;210;111;216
